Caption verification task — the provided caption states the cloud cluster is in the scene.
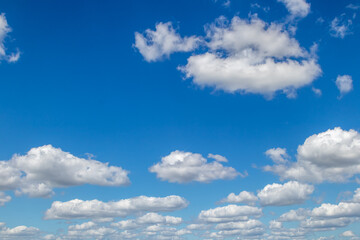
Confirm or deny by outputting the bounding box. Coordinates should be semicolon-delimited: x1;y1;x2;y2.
149;150;239;183
265;127;360;183
0;145;130;198
135;13;321;98
134;22;200;62
330;16;353;39
44;195;188;220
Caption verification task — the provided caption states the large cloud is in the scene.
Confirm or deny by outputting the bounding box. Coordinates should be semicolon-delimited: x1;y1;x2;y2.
179;16;321;98
257;181;314;206
265;127;360;183
134;22;200;62
149;150;239;183
0;145;130;198
44;195;188;220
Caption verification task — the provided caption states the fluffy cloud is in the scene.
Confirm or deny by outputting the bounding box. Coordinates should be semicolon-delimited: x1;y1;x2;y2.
278;208;310;222
336;75;353;96
149;150;239;183
219;191;258;205
198;204;262;223
44;195;188;219
0;224;40;238
265;127;360;183
112;213;182;230
0;13;20;63
134;22;199;62
277;0;311;18
257;181;314;206
330;16;352;39
265;148;290;164
0;145;130;198
0;192;11;206
342;230;356;237
180;16;321;98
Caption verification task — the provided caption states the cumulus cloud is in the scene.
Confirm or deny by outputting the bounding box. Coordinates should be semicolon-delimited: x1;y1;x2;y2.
0;224;40;238
179;16;321;98
0;192;11;206
219;191;258;205
257;181;314;206
265;148;290;164
134;22;200;62
278;208;310;222
44;195;188;220
336;75;353;97
112;212;182;230
330;16;353;38
277;0;311;18
298;188;360;232
0;145;130;198
265;127;360;183
149;150;239;183
0;13;20;63
198;204;262;223
342;230;356;237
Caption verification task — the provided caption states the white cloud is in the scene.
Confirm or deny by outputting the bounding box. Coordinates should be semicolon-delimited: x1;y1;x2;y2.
278;208;310;222
180;16;321;98
0;145;130;198
330;16;352;39
265;127;360;183
312;87;322;96
44;195;188;220
219;191;258;205
342;230;356;237
207;153;228;162
134;22;200;62
0;192;11;206
347;4;360;10
149;150;239;183
257;181;314;206
336;75;353;96
198;204;262;223
0;225;40;238
265;148;290;164
215;219;263;230
277;0;311;18
112;213;182;230
0;13;20;63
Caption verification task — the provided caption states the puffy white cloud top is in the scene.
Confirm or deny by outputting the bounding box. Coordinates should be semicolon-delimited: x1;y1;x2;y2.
180;16;321;98
0;145;130;198
134;22;200;62
265;127;360;183
258;181;314;206
149;150;239;183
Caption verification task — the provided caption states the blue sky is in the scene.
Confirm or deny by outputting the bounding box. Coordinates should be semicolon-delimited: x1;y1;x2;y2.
0;0;360;239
